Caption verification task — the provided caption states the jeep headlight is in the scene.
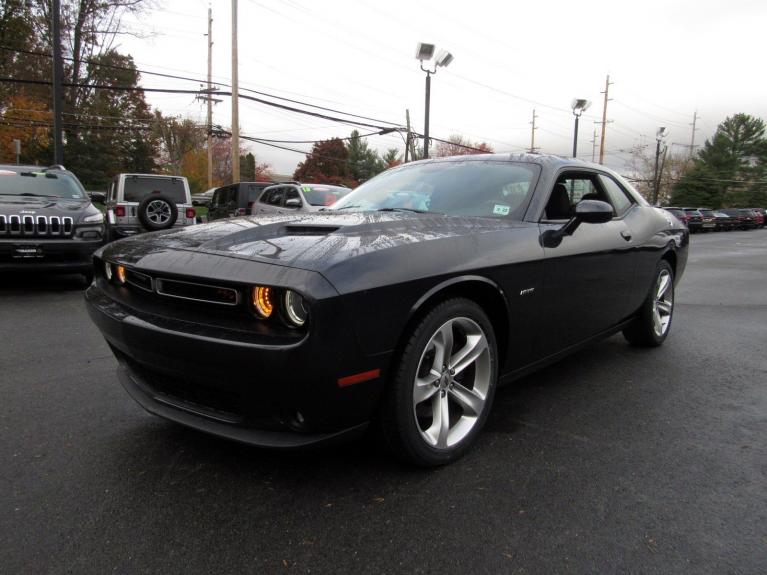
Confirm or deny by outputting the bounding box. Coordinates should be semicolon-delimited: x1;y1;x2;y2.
82;212;104;224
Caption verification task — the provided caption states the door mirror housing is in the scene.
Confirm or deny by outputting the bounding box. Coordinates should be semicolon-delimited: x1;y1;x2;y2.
541;199;614;247
285;198;301;208
574;199;613;224
89;191;106;204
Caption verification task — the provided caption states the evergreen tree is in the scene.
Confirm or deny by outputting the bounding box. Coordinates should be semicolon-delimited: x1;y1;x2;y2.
671;114;767;208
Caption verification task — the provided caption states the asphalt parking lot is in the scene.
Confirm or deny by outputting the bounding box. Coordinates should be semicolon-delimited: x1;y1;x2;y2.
1;229;766;574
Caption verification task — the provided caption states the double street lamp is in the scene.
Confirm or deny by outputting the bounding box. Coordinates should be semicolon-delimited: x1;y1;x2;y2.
571;98;591;158
416;42;454;159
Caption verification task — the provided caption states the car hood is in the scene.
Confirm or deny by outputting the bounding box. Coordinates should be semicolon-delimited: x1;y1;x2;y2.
0;195;91;216
105;211;535;287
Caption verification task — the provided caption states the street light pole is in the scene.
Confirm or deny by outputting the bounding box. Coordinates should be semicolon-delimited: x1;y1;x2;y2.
415;43;453;160
423;70;431;159
571;99;591;159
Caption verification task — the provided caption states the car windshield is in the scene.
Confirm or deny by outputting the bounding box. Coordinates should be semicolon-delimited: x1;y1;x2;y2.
332;160;539;218
123;176;187;203
0;169;86;199
303;185;351;206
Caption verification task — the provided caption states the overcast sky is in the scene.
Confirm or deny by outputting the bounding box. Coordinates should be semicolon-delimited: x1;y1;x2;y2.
119;0;767;176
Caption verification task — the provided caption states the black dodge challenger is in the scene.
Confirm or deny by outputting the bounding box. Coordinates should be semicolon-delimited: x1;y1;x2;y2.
86;154;688;466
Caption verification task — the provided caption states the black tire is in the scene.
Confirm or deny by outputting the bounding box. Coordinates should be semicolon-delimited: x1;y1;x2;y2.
137;194;178;231
380;298;498;467
623;260;674;347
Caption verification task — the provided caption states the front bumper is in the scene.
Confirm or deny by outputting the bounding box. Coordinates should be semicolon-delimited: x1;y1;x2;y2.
0;237;102;273
85;281;388;448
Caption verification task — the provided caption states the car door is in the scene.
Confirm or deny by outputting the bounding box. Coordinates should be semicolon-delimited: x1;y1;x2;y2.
536;170;638;357
208;188;223;220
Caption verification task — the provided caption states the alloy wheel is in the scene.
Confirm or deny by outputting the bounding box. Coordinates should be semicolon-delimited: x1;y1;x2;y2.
412;317;492;449
146;199;172;224
652;269;673;337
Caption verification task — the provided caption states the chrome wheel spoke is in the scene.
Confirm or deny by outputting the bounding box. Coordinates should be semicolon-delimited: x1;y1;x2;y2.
433;393;450;448
450;334;487;375
414;369;441;404
657;300;672;315
449;382;484;417
433;323;454;369
656;271;671;299
652;306;663;334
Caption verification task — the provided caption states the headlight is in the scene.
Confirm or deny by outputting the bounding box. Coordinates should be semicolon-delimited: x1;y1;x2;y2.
284;290;308;326
252;286;273;318
104;261;113;281
115;264;126;284
82;212;104;224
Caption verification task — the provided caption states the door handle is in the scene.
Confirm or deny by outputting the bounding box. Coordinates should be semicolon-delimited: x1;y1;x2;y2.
620;230;632;241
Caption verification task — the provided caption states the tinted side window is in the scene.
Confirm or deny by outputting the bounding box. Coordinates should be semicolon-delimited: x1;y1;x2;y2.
260;188;284;206
598;175;634;216
285;187;301;207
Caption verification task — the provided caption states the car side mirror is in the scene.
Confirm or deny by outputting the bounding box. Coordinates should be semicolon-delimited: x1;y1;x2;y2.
89;192;106;204
574;199;613;224
541;199;613;247
285;198;301;208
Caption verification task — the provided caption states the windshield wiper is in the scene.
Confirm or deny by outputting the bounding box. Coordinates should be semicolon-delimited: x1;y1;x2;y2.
333;205;364;210
376;207;431;214
20;171;58;179
14;192;61;197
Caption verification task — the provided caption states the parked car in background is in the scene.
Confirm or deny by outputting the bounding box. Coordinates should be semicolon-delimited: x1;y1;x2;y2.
697;208;717;232
712;211;736;231
191;188;216;207
105;174;196;242
0;164;104;283
749;208;764;227
207;181;275;221
86;154;688;466
720;208;756;230
252;183;351;216
682;208;704;232
661;207;688;228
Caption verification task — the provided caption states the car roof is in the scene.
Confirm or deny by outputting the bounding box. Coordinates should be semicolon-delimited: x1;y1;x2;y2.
0;164;71;174
121;173;185;179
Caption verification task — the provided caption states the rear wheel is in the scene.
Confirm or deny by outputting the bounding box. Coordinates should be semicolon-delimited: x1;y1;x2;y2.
380;298;498;466
137;193;178;232
623;260;674;347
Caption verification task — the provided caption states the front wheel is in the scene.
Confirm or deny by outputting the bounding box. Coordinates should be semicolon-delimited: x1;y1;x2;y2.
623;260;674;347
380;298;498;466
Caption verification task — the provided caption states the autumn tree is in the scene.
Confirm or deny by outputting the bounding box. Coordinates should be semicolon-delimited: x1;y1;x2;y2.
0;93;51;164
433;134;494;157
293;138;352;185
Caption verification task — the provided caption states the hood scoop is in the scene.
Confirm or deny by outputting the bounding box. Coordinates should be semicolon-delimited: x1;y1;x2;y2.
280;224;340;236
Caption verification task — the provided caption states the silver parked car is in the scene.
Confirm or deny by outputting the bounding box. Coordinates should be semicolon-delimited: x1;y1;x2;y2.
105;174;196;242
251;183;351;216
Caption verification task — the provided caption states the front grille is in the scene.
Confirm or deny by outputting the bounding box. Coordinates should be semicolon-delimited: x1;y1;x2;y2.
156;278;240;306
0;214;74;237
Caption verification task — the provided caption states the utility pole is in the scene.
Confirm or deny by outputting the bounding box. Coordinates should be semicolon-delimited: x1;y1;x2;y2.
591;126;598;163
51;0;64;165
206;7;214;188
231;0;240;182
405;109;412;163
529;108;539;153
689;110;699;159
598;74;613;164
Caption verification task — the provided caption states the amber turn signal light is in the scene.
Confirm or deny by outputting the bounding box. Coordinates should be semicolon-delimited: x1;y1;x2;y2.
252;286;273;318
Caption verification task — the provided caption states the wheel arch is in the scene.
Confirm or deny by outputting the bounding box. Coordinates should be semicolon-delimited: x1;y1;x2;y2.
396;276;511;371
661;245;677;277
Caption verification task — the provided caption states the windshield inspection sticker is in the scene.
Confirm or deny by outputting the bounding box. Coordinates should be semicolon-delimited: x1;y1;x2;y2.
493;204;510;216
